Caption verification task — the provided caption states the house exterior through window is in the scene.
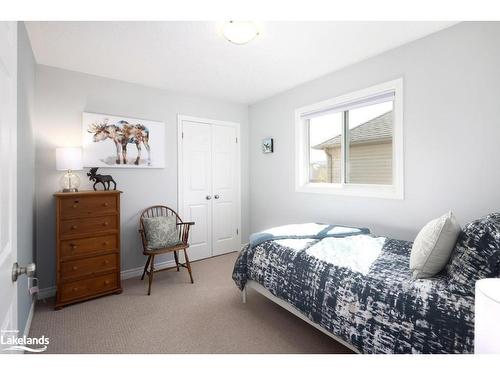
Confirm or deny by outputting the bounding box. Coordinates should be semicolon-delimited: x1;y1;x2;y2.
295;79;403;199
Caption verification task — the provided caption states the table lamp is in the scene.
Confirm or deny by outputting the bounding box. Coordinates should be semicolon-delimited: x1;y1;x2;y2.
475;278;500;353
56;147;83;192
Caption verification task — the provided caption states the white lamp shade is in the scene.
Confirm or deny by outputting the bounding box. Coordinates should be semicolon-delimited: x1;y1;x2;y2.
56;147;83;171
475;278;500;353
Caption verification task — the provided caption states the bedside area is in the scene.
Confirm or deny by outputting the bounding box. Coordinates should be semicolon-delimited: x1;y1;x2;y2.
54;190;123;309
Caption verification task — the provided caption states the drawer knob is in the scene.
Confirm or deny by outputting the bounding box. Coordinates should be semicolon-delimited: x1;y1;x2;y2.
70;243;77;249
103;241;109;246
72;204;78;208
72;266;78;271
103;202;109;207
104;260;110;265
103;221;109;226
104;280;110;285
73;287;79;292
71;225;78;230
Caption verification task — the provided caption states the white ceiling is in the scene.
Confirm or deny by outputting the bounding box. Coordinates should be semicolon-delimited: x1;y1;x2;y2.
26;21;456;104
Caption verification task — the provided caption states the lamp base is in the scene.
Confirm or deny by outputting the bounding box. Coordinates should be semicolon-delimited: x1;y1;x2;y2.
62;188;79;193
59;170;81;192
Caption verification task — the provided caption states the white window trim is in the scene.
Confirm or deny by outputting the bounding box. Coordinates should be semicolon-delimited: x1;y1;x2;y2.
295;78;404;200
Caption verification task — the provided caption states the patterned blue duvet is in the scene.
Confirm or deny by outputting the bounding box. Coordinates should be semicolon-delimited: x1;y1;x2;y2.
232;229;478;353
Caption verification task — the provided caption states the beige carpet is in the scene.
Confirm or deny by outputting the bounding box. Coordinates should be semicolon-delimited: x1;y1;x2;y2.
30;252;352;354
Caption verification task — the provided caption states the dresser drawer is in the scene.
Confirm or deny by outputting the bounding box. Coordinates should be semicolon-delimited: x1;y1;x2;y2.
59;273;118;303
60;215;118;237
60;234;117;259
59;195;117;219
60;254;117;281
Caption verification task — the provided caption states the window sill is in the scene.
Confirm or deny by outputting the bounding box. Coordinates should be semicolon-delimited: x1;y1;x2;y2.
295;183;404;200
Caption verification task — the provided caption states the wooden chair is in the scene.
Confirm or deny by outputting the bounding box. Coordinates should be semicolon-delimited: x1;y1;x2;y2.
139;205;195;295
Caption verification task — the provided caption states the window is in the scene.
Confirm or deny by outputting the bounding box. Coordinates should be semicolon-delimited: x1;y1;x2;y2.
295;79;403;199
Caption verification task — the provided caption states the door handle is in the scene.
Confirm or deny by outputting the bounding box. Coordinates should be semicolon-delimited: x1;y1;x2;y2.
214;194;220;199
206;195;212;200
12;262;36;282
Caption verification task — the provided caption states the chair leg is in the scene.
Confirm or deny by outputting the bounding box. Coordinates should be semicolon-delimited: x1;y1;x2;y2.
184;249;194;284
173;251;179;271
141;255;151;280
147;255;155;295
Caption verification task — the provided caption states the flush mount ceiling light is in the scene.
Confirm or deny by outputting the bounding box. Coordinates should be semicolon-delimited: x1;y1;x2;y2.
222;21;259;45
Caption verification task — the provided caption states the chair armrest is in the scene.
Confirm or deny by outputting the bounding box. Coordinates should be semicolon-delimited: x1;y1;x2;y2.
177;221;195;226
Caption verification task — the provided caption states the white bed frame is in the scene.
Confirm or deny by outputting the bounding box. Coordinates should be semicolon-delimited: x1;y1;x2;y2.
242;280;360;353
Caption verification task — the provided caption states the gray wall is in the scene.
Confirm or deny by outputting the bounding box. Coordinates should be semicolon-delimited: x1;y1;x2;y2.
17;22;36;333
34;65;249;290
249;22;500;241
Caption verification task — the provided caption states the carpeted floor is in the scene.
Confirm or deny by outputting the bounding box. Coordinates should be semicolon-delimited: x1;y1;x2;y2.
30;252;352;354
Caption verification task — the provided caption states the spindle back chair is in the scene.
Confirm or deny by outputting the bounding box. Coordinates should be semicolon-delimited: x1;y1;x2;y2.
139;205;194;295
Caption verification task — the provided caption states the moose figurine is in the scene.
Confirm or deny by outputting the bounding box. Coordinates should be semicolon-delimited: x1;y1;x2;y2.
87;168;117;191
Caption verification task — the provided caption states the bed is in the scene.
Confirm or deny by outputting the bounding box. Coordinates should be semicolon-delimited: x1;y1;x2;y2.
232;215;500;354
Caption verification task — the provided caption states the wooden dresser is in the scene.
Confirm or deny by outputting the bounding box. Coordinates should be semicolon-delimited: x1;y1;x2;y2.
54;190;122;309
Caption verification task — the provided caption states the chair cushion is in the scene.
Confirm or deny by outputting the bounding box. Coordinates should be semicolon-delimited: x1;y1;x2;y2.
143;216;181;250
410;211;461;279
446;213;500;287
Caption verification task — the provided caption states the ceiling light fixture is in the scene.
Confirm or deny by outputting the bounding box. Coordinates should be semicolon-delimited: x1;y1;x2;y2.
222;21;259;45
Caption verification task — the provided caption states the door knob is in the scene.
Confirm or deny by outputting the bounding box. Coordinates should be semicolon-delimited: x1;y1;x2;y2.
206;195;212;200
214;194;220;199
12;262;36;282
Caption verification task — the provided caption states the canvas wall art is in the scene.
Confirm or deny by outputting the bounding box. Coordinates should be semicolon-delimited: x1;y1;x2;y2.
262;137;274;153
82;112;165;168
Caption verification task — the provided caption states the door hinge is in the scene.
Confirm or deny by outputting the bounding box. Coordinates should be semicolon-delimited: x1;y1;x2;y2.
236;137;238;143
182;132;184;139
236;228;239;235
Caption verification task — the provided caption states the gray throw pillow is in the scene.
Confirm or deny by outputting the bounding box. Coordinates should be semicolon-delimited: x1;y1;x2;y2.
143;216;181;250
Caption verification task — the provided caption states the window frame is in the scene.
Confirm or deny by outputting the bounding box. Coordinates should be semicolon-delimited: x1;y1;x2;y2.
295;78;404;199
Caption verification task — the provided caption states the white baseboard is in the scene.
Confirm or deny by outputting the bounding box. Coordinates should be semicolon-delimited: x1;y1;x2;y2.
37;286;56;300
37;259;177;300
120;259;177;280
23;299;35;338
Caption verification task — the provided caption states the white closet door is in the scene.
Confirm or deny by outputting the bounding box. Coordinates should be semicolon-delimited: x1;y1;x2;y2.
212;124;239;256
179;117;241;261
181;121;212;261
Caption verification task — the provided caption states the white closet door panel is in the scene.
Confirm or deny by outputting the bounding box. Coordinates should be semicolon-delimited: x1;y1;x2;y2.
212;124;239;256
181;121;212;261
213;201;233;240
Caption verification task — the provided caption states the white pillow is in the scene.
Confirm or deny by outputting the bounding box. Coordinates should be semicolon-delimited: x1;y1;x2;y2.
410;211;461;279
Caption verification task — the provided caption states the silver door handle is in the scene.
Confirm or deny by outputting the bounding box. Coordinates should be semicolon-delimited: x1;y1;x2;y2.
206;195;212;200
12;262;36;282
214;194;220;199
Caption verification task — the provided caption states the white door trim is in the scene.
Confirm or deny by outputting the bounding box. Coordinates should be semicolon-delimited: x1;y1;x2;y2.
177;114;242;253
0;20;18;348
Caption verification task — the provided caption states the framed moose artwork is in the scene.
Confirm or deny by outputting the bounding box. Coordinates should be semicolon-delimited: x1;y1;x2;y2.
82;112;165;168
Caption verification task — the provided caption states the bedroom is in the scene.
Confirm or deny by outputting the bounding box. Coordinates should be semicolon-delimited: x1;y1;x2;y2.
2;0;500;373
